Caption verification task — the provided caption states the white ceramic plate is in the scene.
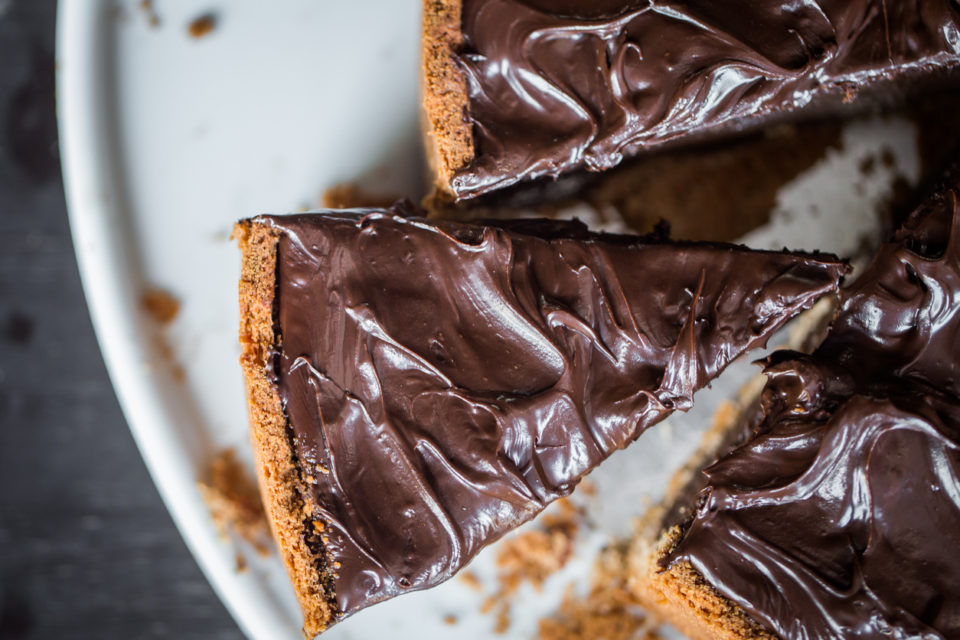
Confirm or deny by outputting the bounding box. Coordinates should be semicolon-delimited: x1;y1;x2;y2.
56;1;923;638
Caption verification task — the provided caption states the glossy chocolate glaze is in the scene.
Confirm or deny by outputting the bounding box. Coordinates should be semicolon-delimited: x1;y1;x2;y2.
452;0;960;199
261;205;847;618
666;176;960;638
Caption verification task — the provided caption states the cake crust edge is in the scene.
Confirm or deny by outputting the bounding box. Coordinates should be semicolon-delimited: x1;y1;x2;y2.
421;0;474;201
626;298;840;640
627;389;776;640
234;220;336;638
629;528;777;640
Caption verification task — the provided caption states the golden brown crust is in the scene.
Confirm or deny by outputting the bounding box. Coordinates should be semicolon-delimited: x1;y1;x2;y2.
233;221;335;637
623;384;775;640
604;376;775;640
623;301;843;640
628;529;776;640
421;0;474;200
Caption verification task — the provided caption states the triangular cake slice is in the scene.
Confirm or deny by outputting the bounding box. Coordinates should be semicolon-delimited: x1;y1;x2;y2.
234;202;848;636
636;166;960;638
423;0;960;200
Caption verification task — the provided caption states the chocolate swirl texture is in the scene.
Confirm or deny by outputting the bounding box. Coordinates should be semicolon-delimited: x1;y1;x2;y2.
262;206;847;618
451;0;960;199
665;176;960;638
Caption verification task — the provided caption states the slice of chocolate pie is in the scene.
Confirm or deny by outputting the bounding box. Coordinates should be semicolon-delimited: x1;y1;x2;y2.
636;166;960;639
423;0;960;201
234;202;847;636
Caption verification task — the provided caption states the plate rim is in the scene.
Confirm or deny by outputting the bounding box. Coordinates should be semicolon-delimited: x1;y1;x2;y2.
55;3;302;638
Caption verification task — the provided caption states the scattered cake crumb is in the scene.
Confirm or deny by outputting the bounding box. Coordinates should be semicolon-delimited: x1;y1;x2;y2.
840;83;858;104
443;615;458;626
494;604;511;635
475;498;584;634
321;183;399;209
480;595;496;615
538;546;661;640
199;449;273;567
148;334;186;383
880;147;896;168
538;586;659;640
460;570;483;592
142;287;184;380
139;0;160;27
496;499;581;592
711;401;738;434
142;287;180;325
188;13;216;39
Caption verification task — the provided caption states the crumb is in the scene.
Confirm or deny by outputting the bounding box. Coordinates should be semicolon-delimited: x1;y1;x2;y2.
460;570;483;592
443;615;458;626
235;552;248;573
199;449;273;560
884;175;914;232
711;401;738;434
321;183;399;209
142;287;183;379
538;588;659;640
494;604;511;635
480;595;497;615
475;498;584;633
537;546;661;640
841;83;858;104
139;0;160;27
497;499;581;592
148;334;186;382
142;287;180;325
880;147;896;169
188;13;216;39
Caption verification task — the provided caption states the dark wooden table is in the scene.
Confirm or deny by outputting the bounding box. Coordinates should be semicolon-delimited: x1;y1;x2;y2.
0;2;242;638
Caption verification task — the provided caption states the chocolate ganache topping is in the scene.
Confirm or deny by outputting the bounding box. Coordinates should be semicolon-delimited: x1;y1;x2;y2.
262;205;847;618
665;175;960;638
452;0;960;199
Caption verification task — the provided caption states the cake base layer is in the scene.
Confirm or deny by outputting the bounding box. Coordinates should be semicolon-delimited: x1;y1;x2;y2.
235;222;338;637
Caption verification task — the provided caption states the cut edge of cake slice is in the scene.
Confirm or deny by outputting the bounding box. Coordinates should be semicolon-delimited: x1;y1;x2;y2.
421;0;473;203
234;220;338;637
627;411;777;640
